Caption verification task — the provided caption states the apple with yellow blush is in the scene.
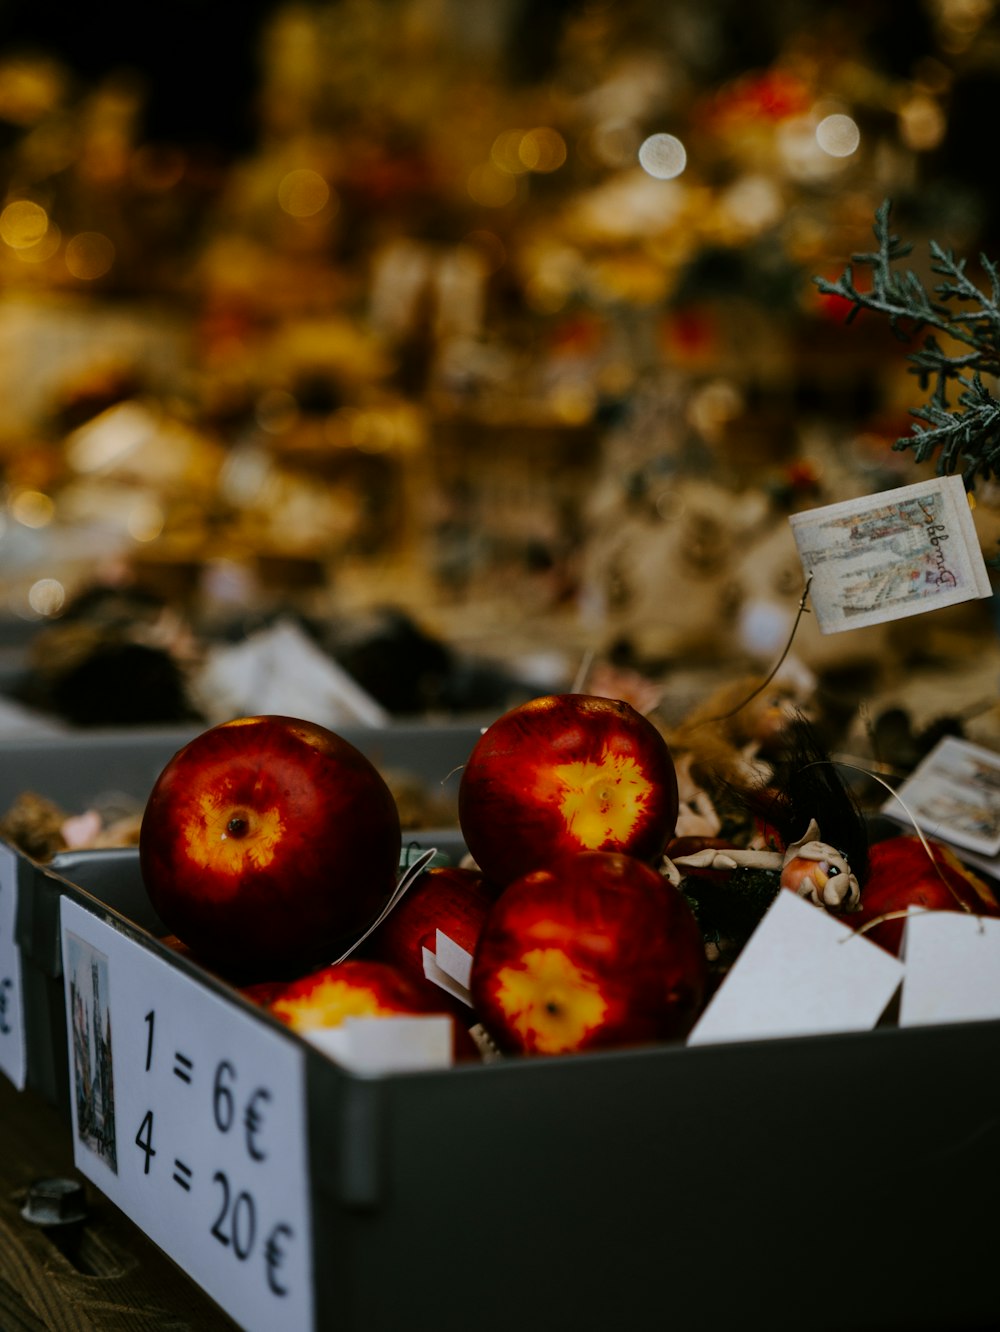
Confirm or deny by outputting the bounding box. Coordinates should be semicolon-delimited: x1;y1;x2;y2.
139;715;401;975
458;694;679;888
470;850;708;1056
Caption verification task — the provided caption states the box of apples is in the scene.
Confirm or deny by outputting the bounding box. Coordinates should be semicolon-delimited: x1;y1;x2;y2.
16;698;1000;1332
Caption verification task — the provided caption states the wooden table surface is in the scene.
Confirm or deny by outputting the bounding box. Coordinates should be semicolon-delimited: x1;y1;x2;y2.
0;1075;238;1332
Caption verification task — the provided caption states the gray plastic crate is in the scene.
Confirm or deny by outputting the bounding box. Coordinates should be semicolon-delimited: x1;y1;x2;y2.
23;846;1000;1332
0;719;482;817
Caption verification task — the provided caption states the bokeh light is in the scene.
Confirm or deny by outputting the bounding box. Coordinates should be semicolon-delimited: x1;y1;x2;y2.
0;200;49;249
277;168;332;217
899;94;946;151
815;113;860;157
519;127;567;173
28;578;65;616
14;222;61;264
638;133;687;180
65;232;115;279
127;498;165;542
10;489;55;528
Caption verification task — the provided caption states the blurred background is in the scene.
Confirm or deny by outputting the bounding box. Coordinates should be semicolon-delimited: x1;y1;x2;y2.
2;0;1000;742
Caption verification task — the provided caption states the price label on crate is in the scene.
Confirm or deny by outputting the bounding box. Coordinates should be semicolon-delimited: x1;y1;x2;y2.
59;897;313;1332
0;843;26;1089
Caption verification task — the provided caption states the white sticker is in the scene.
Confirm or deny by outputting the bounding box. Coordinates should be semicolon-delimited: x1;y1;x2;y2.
899;909;1000;1027
789;475;991;634
60;898;312;1332
687;890;903;1046
0;843;26;1090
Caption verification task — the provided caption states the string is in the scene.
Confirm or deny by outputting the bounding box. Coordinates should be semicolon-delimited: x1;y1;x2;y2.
687;574;814;731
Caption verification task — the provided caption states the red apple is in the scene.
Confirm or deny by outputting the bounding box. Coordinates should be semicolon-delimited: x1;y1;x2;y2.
458;694;679;888
848;834;1000;955
269;958;435;1028
360;865;493;1007
470;850;708;1056
267;958;477;1060
139;714;401;974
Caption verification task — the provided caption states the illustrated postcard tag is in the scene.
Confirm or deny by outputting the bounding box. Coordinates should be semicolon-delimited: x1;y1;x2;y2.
880;734;1000;857
789;475;992;634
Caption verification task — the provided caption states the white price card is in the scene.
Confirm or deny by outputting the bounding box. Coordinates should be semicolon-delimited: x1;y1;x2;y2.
0;843;26;1089
899;909;1000;1027
789;475;992;634
687;890;904;1046
60;897;313;1332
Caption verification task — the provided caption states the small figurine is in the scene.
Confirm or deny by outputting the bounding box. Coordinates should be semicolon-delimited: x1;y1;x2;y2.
663;817;861;913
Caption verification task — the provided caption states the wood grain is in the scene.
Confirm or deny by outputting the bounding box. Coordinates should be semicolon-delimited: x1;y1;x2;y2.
0;1077;239;1332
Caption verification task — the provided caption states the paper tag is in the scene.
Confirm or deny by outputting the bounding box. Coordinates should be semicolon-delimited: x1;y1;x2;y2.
687;891;903;1045
0;843;26;1089
306;1015;453;1074
60;898;312;1332
789;476;991;634
421;930;475;1008
899;909;1000;1026
880;734;1000;857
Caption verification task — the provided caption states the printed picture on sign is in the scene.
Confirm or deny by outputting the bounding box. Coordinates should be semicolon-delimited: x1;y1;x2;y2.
66;931;118;1172
881;736;1000;856
788;476;991;634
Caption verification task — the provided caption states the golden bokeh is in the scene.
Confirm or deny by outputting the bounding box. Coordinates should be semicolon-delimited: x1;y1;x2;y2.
64;232;115;280
491;129;529;175
277;168;333;217
127;498;166;543
0;200;50;250
518;127;567;173
11;489;56;528
13;221;61;264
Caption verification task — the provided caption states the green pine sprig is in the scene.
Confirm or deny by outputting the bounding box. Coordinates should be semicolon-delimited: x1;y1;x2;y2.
814;199;1000;488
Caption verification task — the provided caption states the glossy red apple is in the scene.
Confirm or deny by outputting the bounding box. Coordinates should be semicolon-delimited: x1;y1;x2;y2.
267;958;476;1061
848;833;1000;956
360;865;493;1007
139;714;401;974
458;694;679;888
470;850;708;1056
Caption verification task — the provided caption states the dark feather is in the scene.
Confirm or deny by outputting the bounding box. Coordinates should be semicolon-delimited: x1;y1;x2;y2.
734;713;871;889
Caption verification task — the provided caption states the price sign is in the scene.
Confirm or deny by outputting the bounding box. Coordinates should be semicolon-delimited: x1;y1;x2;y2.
0;842;26;1089
60;897;313;1332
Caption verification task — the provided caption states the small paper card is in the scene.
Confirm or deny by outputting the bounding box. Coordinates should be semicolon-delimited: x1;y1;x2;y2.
421;930;474;1008
0;843;26;1089
899;909;1000;1027
686;891;903;1045
789;475;992;634
880;735;1000;857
